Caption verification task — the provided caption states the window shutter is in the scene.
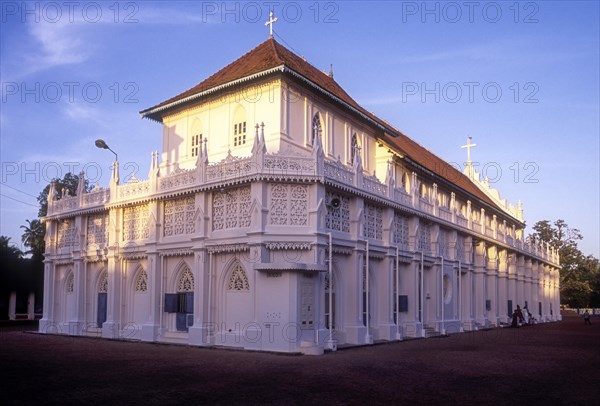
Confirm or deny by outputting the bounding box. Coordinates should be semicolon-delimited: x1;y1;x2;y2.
399;295;409;312
184;292;194;313
164;293;178;312
176;313;188;331
97;292;107;327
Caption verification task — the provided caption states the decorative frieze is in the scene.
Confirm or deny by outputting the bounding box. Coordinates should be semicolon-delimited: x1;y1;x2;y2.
164;196;196;236
57;219;78;248
212;186;251;230
266;242;312;250
363;203;383;240
159;249;194;257
206;243;249;254
269;184;309;226
393;212;409;248
123;204;150;241
418;222;432;253
325;191;350;233
87;214;109;247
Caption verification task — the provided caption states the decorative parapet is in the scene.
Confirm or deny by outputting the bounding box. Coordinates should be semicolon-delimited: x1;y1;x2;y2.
118;179;150;200
44;128;558;267
324;159;354;185
159;167;196;192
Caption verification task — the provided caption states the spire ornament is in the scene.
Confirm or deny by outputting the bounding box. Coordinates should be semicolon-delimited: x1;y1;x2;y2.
265;11;278;38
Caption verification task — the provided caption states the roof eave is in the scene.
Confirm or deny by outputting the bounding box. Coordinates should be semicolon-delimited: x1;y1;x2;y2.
139;65;287;122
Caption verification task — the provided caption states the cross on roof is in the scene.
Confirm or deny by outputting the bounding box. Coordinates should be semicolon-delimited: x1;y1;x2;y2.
265;11;278;38
461;136;477;164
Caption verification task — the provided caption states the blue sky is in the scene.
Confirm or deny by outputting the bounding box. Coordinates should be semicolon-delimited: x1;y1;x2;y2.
1;1;598;257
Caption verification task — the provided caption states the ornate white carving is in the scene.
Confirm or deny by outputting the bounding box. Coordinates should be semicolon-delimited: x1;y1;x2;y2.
83;189;109;206
206;154;254;182
87;214;109;247
99;271;108;293
325;191;350;232
53;196;78;213
324;160;354;185
269;184;308;226
135;269;148;292
264;155;315;174
206;244;249;254
123;204;150;241
393;213;409;247
266;242;312;250
118;180;150;199
363;203;383;240
57;219;78;248
363;174;387;196
178;267;194;292
418;222;432;253
228;263;250;291
159;249;194;257
159;168;196;191
212;186;251;230
164;196;196;236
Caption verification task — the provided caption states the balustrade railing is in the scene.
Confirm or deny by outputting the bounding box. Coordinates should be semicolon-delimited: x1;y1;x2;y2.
45;148;556;265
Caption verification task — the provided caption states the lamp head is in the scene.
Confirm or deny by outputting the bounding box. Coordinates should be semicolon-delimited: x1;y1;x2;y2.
95;139;109;149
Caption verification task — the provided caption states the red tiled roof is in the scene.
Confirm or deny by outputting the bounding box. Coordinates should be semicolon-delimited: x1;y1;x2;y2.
383;133;504;213
140;37;514;221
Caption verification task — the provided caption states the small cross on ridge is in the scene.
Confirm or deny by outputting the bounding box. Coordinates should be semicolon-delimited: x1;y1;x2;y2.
265;11;278;38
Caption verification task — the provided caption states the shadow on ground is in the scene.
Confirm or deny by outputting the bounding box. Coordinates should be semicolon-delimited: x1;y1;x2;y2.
1;311;598;405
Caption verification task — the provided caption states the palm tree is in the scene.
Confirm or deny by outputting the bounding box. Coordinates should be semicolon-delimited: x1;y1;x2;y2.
21;219;45;259
0;236;24;258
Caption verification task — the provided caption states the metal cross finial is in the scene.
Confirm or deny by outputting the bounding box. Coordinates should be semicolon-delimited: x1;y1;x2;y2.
265;11;278;37
461;136;477;164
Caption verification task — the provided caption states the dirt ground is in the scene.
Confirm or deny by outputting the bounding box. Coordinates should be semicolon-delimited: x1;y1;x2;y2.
1;311;599;405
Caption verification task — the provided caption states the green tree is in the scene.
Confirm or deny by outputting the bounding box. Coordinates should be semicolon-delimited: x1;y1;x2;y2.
0;236;24;259
530;219;599;308
37;172;89;217
20;219;45;260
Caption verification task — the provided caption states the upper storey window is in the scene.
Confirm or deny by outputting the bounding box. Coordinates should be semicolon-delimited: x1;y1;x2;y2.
233;106;247;147
191;133;202;158
311;113;322;145
233;121;246;146
190;119;203;158
350;132;359;165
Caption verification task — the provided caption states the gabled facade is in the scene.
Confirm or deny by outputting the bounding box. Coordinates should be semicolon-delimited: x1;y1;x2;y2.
39;38;560;354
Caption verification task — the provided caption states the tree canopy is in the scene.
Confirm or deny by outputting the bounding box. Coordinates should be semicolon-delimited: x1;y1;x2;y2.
37;172;89;217
530;219;600;308
0;236;24;259
20;219;45;260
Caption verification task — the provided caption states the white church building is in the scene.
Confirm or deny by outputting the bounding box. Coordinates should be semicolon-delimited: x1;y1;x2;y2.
39;35;561;354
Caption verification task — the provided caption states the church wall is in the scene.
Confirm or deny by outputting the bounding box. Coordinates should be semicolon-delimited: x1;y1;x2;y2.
39;71;563;354
160;81;284;172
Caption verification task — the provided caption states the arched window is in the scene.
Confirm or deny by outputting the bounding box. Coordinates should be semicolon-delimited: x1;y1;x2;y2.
350;132;359;164
311;113;322;145
233;107;247;147
190;119;202;158
227;263;250;291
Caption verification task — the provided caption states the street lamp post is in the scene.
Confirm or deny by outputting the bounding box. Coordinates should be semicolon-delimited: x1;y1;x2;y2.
95;139;118;162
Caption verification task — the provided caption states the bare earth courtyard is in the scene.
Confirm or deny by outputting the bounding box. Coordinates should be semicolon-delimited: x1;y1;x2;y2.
1;311;598;405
